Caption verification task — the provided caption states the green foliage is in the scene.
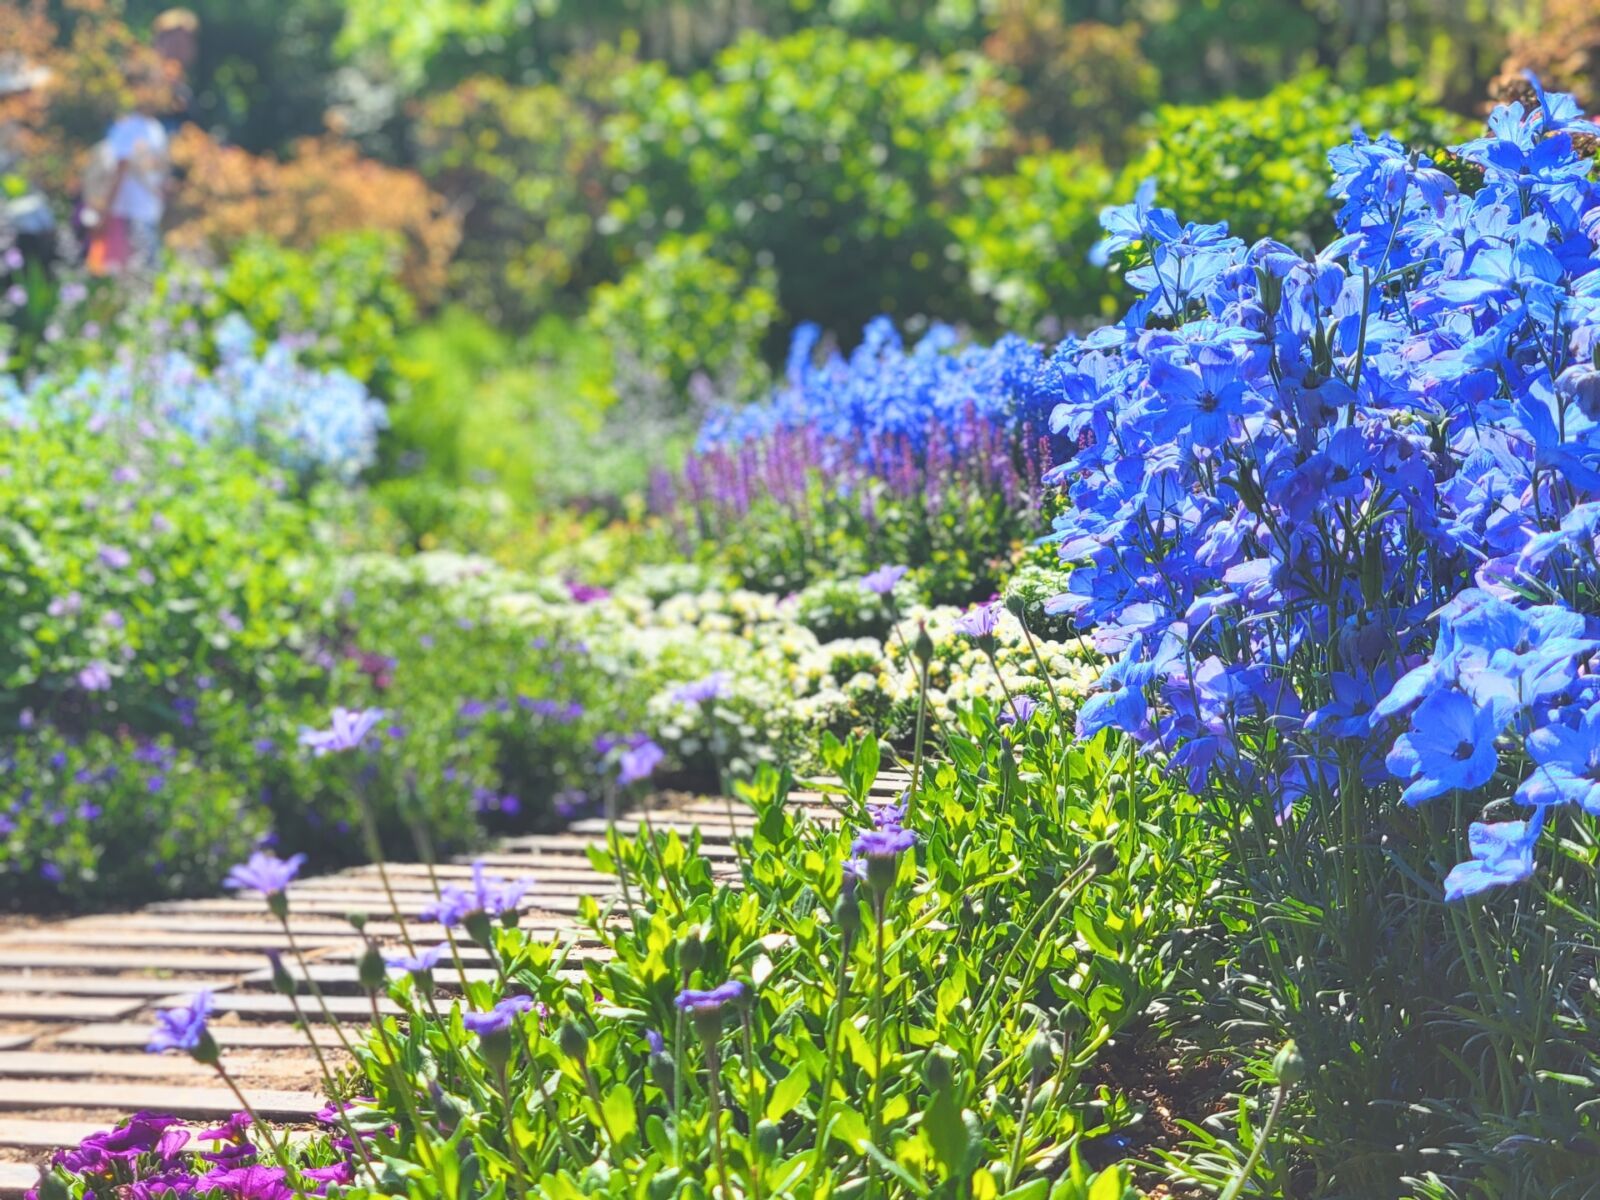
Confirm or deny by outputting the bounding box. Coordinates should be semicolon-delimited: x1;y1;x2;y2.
584;234;779;407
291;721;1207;1196
0;725;264;909
1119;73;1469;251
607;29;1013;336
952;150;1117;332
0;418;320;724
198;233;416;394
383;308;681;516
414;72;614;326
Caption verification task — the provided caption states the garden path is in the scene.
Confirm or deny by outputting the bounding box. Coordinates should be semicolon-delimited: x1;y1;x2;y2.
0;771;909;1196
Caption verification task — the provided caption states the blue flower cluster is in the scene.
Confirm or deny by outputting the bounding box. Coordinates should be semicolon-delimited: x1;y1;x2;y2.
1044;76;1600;900
4;315;386;481
697;316;1049;467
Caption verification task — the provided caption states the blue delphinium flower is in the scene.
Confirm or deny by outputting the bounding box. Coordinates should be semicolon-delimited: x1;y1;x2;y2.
1443;812;1543;901
1385;690;1508;806
1516;702;1600;813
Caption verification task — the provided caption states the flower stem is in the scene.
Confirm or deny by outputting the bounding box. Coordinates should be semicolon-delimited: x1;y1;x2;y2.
809;936;852;1192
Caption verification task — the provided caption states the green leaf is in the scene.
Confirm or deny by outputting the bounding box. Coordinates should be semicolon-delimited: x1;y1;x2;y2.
766;1064;810;1121
922;1087;969;1177
601;1083;637;1147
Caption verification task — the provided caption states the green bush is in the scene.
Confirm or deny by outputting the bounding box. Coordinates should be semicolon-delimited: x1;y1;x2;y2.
1118;72;1468;251
604;29;1014;336
414;71;615;326
583;234;778;407
951;150;1117;331
0;725;264;909
0;419;321;727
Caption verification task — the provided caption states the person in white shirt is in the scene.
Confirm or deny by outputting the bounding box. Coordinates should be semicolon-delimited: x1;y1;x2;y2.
84;64;171;273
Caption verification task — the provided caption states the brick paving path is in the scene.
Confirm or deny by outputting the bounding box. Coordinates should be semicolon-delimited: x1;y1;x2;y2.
0;772;907;1195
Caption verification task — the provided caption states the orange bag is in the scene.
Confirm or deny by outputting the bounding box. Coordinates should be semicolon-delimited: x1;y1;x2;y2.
86;215;130;276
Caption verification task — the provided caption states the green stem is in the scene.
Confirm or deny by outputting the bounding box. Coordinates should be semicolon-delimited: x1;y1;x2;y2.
810;938;852;1193
212;1064;305;1197
867;895;888;1198
277;915;359;1060
1217;1082;1290;1200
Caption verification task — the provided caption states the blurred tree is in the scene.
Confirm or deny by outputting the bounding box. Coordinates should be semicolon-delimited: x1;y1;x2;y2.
982;3;1158;161
121;0;345;152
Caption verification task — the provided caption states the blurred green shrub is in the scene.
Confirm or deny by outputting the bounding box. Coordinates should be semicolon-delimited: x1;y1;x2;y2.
1119;72;1468;251
0;726;264;909
951;150;1116;332
583;233;778;408
0;418;320;727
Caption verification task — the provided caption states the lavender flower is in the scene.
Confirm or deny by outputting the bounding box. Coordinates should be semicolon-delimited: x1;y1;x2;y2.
98;545;132;570
222;852;306;898
860;565;909;596
298;707;384;755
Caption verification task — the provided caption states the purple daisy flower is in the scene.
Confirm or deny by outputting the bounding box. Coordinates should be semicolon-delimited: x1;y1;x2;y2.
860;564;909;596
674;980;747;1015
298;707;384;755
222;851;306;898
147;991;213;1055
461;994;536;1036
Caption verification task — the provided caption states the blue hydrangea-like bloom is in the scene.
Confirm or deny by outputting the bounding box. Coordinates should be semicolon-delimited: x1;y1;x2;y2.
222;852;306;898
860;565;909;596
147;991;213;1055
298;707;384;756
674;980;746;1015
12;314;387;481
461;994;535;1036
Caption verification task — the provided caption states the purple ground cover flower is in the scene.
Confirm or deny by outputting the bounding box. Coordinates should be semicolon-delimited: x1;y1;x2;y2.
298;707;384;755
98;545;132;570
